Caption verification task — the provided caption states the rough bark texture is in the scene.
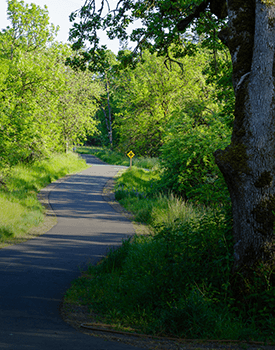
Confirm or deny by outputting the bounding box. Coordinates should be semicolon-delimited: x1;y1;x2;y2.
215;0;275;269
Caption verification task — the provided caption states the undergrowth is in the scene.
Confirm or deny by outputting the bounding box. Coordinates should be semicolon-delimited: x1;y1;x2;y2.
0;152;87;243
64;154;275;342
66;206;269;340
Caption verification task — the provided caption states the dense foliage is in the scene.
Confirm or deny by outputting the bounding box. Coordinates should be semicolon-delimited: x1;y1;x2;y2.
159;112;230;204
88;45;233;157
0;0;103;174
83;43;233;202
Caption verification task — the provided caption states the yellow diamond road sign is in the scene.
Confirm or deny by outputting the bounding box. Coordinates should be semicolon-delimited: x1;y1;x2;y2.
127;151;135;159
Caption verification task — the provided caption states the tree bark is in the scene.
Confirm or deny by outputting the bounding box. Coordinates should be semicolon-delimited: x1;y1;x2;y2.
215;0;275;269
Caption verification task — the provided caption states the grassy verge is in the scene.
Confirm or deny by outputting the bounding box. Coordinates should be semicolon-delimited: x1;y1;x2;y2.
114;167;204;226
0;152;88;246
76;146;159;170
64;159;275;342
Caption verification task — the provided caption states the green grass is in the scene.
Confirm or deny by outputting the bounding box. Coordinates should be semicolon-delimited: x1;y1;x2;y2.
115;167;204;226
76;146;159;170
64;151;275;342
65;208;262;340
0;152;88;244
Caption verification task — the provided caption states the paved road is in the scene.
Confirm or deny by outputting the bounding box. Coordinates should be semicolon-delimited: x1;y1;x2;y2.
0;155;146;350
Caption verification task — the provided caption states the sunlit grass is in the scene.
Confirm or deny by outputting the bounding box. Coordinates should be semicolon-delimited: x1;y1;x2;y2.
0;152;88;244
150;192;202;226
114;167;202;226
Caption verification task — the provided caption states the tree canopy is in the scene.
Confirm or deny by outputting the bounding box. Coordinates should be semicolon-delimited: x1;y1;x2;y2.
68;0;227;70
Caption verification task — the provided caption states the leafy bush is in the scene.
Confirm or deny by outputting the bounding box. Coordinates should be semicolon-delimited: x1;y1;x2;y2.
159;113;231;204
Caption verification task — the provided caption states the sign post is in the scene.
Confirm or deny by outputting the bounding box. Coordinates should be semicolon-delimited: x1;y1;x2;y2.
127;151;135;169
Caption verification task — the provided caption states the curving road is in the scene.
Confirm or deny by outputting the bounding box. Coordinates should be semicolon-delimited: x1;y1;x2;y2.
0;155;146;350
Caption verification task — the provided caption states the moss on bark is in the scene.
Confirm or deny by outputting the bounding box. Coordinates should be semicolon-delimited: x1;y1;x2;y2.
255;171;273;188
217;142;250;176
262;0;275;6
252;194;275;235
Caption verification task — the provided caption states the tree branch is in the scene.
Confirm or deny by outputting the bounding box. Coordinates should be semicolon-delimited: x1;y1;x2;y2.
177;0;209;32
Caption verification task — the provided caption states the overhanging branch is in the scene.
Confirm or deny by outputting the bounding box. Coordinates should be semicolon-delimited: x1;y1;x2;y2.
177;1;209;32
177;0;227;32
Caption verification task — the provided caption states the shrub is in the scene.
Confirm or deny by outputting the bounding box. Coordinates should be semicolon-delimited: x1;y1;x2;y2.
159;114;231;204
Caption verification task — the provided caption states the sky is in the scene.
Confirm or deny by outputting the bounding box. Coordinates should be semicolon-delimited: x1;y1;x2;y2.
0;0;122;53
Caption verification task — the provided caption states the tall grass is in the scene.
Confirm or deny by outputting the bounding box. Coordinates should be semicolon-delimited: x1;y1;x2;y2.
65;205;248;339
114;167;203;226
0;152;87;243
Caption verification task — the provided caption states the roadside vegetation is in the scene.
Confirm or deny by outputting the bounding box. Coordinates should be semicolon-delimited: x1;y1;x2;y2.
0;1;103;174
0;152;87;246
65;148;275;343
77;146;159;170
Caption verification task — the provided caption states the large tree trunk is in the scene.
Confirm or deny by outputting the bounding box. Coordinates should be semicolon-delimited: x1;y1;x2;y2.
215;0;275;269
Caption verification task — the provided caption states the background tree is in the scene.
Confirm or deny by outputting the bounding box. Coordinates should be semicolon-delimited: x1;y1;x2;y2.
113;48;220;157
0;0;60;164
67;48;118;148
114;50;180;156
94;50;118;148
57;64;103;153
0;0;103;170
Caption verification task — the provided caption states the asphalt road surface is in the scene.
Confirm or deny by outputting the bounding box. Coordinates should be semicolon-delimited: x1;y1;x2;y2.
0;155;147;350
